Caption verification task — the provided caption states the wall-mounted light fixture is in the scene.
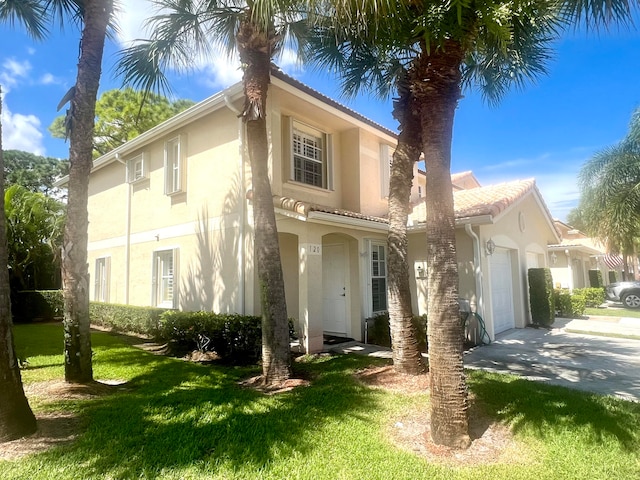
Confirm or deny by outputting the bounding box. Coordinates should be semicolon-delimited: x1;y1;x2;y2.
485;238;496;256
417;265;425;278
550;252;558;265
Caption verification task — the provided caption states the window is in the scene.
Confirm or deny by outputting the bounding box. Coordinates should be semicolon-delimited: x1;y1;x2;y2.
127;153;147;183
164;136;184;194
94;257;110;302
152;249;178;308
380;144;393;198
291;121;329;188
371;244;387;312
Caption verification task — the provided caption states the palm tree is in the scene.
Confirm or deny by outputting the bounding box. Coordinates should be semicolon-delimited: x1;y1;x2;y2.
313;0;634;448
0;88;38;442
0;0;48;443
305;18;427;374
117;0;308;384
56;0;115;383
579;108;640;278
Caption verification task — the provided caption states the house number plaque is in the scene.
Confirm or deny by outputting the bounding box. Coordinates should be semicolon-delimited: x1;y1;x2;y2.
303;244;322;255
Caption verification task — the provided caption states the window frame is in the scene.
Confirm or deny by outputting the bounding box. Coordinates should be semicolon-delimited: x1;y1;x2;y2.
289;119;331;190
94;256;110;302
370;242;388;314
164;135;185;195
152;248;178;309
126;153;148;183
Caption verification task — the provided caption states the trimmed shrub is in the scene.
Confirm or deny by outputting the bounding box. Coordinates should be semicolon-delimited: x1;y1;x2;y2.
609;271;618;283
365;312;428;352
12;290;63;323
554;289;587;318
157;311;263;364
573;287;605;308
90;302;167;337
589;269;603;288
528;268;555;326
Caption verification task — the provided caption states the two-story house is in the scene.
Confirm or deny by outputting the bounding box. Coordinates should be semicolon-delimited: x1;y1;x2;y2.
80;69;560;353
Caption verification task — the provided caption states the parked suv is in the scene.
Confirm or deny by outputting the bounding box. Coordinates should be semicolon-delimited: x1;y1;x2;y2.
605;281;640;308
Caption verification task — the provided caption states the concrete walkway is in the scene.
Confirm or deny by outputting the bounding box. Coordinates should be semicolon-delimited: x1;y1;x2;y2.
328;316;640;402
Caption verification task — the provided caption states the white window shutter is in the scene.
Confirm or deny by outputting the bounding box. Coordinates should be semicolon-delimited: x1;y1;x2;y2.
380;144;390;198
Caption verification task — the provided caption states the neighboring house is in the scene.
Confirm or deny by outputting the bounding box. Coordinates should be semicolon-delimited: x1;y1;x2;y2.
547;220;617;290
76;69;560;353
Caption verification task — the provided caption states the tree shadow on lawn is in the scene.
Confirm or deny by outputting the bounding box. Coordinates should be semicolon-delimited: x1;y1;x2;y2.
36;353;379;478
468;370;640;452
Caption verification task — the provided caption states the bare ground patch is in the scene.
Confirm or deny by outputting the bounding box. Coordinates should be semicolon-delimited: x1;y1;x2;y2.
355;365;531;467
1;380;126;461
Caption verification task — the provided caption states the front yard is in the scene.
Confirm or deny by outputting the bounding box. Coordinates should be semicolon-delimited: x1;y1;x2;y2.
2;323;639;479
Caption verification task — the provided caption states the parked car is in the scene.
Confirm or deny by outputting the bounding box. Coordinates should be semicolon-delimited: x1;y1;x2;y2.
605;281;640;308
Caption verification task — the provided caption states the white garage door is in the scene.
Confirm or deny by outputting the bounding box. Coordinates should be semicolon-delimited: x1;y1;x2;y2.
490;249;515;334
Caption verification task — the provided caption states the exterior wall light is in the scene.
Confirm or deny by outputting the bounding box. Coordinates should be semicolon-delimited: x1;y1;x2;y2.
550;252;558;265
485;238;496;256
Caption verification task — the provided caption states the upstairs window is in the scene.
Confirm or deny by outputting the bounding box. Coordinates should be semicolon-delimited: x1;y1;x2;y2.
290;120;330;189
164;136;185;195
127;153;147;183
380;144;392;198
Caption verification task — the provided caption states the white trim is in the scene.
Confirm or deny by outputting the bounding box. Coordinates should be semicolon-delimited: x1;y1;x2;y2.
94;256;111;302
126;152;148;183
151;248;179;309
307;211;388;232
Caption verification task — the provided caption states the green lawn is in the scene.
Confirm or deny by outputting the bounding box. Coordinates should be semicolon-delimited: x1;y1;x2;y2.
3;323;640;480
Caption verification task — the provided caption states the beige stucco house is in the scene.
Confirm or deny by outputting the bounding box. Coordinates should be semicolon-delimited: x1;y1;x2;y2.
548;220;619;289
80;69;560;353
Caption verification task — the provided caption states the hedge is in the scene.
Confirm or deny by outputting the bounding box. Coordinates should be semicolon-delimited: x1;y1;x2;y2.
90;302;167;337
157;311;264;364
365;312;428;352
554;289;586;318
573;287;606;308
11;290;63;323
528;268;555;326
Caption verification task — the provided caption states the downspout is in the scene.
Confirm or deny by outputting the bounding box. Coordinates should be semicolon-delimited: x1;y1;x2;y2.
464;224;485;319
115;153;131;304
224;94;246;314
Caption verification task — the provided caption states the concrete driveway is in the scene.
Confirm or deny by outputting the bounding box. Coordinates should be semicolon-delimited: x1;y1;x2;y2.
464;318;640;402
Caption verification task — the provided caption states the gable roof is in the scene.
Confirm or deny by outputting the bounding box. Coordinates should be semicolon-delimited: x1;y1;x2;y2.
451;170;481;190
408;178;560;241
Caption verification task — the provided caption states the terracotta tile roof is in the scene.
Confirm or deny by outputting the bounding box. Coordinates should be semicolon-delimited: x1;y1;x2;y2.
269;193;388;224
409;178;538;223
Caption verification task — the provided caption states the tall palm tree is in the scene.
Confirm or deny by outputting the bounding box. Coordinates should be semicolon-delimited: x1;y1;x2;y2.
579;108;640;279
117;0;308;384
0;0;48;442
57;0;115;383
312;0;634;448
0;88;38;442
305;17;427;375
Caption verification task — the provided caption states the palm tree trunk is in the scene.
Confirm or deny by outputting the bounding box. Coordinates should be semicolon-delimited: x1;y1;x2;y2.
412;40;470;448
388;74;426;375
237;14;291;385
0;87;37;442
62;0;113;383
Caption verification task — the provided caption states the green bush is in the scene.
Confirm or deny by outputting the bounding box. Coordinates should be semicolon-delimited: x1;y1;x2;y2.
90;302;166;337
365;312;428;352
528;268;555;326
609;271;618;283
12;290;63;323
588;269;603;288
157;311;263;364
554;289;587;318
573;287;605;307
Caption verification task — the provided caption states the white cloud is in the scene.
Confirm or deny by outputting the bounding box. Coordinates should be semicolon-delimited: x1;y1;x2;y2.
0;58;32;92
0;99;45;155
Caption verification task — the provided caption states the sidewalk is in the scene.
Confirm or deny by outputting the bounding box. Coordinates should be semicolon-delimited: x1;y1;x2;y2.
564;314;640;340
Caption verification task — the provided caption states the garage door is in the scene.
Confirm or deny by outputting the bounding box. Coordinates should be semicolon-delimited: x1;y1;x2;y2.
490;249;515;334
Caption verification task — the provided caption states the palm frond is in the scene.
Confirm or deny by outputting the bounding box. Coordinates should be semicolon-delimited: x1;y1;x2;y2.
0;0;48;39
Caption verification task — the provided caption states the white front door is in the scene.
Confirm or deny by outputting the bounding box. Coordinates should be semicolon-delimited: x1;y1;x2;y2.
490;249;515;334
322;244;348;335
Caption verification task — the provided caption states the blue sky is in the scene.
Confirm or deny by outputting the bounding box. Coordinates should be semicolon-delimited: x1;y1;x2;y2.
1;2;639;221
